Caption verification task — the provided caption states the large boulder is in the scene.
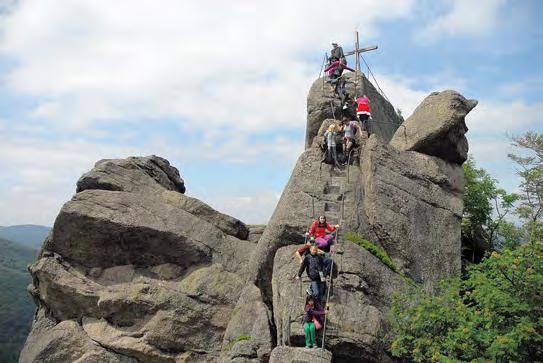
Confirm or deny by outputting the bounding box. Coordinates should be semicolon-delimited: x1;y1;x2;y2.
19;309;136;363
46;189;252;270
21;156;258;363
390;90;478;164
77;155;186;194
362;136;464;291
269;346;332;363
76;155;248;240
220;284;274;362
306;72;402;149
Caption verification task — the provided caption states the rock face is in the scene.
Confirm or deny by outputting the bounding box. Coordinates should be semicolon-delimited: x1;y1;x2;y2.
306;72;402;149
390;90;478;164
21;156;260;363
362;136;464;291
272;244;409;362
21;77;476;362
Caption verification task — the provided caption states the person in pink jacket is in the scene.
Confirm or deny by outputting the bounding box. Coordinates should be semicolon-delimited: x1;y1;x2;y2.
324;59;355;80
356;95;372;135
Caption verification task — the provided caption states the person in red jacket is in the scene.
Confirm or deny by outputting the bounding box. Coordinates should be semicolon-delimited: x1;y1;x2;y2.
306;215;339;249
305;215;339;277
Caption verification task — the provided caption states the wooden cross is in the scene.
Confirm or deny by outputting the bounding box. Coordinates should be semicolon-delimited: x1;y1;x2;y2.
344;31;378;73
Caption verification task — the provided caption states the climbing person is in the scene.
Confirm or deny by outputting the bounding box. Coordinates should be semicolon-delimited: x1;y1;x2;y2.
343;119;362;155
356;95;372;135
329;42;345;63
306;215;339;277
302;295;326;349
307;215;339;251
323;123;340;168
335;75;349;109
296;245;326;302
325;58;355;82
295;239;325;264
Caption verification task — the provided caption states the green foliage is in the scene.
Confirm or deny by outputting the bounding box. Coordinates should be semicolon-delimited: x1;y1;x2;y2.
389;243;543;362
223;334;251;351
0;238;37;362
462;157;518;255
508;132;543;244
344;231;398;272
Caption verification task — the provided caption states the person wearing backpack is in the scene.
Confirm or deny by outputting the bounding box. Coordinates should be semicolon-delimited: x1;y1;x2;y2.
302;295;326;348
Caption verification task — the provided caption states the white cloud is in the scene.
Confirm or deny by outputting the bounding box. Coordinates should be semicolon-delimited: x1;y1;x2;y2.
415;0;507;43
467;99;543;135
0;0;415;134
192;190;282;225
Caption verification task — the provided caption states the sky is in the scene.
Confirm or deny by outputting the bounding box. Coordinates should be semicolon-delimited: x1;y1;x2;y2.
0;0;541;227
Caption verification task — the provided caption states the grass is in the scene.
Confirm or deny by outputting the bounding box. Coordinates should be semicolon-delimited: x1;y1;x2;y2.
344;231;419;287
344;231;399;272
222;334;251;351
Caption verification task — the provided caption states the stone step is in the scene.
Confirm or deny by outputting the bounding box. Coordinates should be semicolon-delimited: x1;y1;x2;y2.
324;202;340;213
323;184;340;195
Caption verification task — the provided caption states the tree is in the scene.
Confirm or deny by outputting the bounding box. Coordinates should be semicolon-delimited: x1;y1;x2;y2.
462;157;518;260
509;132;543;243
389;243;543;362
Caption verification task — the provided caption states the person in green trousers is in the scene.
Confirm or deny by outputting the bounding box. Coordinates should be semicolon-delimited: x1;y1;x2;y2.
302;295;325;348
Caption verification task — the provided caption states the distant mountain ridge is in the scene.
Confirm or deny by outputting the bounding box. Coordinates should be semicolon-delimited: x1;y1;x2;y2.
0;224;51;250
0;237;37;362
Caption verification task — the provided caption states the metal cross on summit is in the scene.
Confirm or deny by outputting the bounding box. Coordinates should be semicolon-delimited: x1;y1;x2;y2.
344;31;378;73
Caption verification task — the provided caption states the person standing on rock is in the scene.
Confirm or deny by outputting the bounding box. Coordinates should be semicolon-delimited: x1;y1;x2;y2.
356;95;372;135
297;245;326;302
324;123;340;168
302;295;326;349
329;42;345;63
343;119;362;155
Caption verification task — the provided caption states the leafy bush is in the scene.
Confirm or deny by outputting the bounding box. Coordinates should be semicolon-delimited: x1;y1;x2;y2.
389;242;543;362
344;231;398;272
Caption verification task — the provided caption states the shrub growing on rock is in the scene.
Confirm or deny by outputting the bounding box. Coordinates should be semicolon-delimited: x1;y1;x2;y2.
389;242;543;362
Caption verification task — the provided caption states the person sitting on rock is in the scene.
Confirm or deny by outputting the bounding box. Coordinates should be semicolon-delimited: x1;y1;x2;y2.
302;295;326;349
307;215;339;250
342;119;362;155
323;123;340;168
356;95;372;135
296;245;326;302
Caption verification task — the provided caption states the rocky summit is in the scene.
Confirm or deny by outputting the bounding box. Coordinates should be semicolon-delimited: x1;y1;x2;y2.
20;74;477;363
